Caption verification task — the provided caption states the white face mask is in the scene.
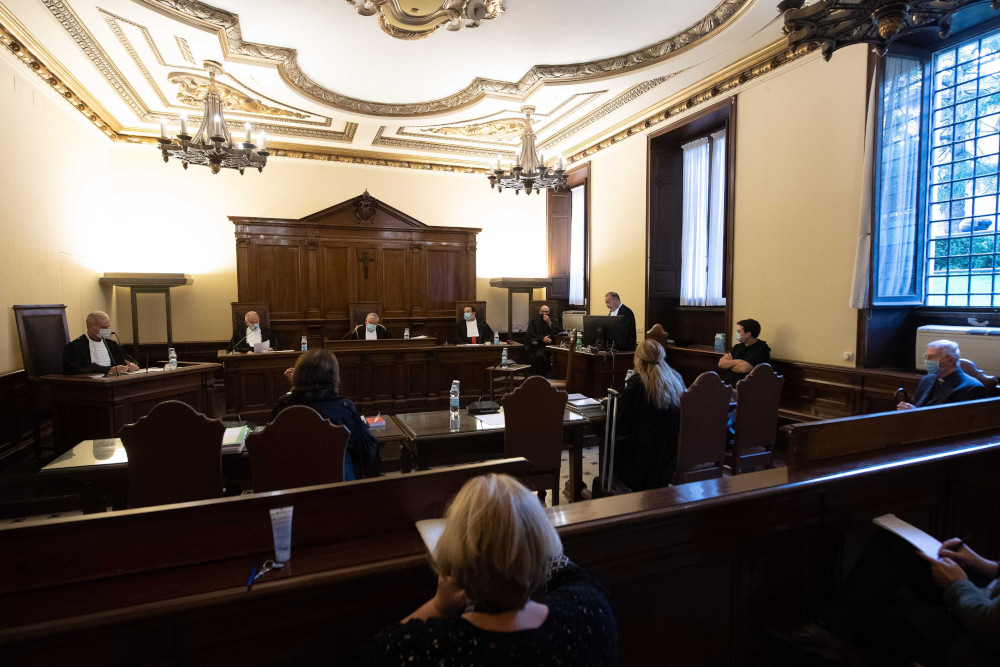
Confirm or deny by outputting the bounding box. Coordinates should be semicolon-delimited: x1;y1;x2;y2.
736;332;744;343
248;323;260;332
464;312;472;321
366;323;377;332
98;328;112;339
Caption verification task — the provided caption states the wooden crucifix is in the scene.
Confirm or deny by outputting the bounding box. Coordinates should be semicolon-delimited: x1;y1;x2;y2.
357;251;375;279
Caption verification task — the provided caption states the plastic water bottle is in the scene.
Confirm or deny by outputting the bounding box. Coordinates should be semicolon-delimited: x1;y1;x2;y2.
714;333;726;353
167;347;178;370
403;327;410;340
501;347;509;367
493;331;499;346
449;380;460;425
301;336;308;351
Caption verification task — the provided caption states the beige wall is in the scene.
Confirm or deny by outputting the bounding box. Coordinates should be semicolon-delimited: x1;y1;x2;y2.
732;46;868;365
0;51;114;373
585;45;869;366
1;40;871;373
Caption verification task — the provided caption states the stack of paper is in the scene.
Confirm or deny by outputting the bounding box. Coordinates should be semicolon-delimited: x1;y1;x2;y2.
222;425;250;454
566;393;605;416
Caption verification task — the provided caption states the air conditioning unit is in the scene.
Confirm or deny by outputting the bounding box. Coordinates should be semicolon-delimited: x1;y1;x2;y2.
561;310;587;333
915;325;1000;376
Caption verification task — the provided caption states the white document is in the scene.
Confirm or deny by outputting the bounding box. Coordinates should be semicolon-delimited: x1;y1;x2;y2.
415;518;447;556
872;513;942;558
569;397;601;407
567;393;588;401
253;340;271;353
474;413;506;428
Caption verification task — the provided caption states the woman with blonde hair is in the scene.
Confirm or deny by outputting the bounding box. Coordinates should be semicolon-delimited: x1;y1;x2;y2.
614;338;686;491
357;473;617;665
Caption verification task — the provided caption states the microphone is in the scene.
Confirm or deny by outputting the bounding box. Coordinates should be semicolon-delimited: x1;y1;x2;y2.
342;324;361;340
230;331;249;353
110;332;139;367
102;336;121;376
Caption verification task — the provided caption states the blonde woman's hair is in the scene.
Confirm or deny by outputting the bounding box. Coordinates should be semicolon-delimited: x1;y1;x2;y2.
433;473;563;610
633;339;686;410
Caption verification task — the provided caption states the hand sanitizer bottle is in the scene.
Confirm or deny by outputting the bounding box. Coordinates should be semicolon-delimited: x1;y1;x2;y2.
301;336;308;351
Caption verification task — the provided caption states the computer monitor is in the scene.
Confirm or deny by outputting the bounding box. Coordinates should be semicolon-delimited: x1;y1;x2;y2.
582;315;628;350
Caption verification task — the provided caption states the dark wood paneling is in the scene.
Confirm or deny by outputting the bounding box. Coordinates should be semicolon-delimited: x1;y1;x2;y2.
0;370;39;469
547;189;572;300
232;193;481;342
252;242;304;318
319;244;352;318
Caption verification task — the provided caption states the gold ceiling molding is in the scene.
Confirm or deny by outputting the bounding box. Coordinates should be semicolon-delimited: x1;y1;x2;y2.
565;41;817;166
41;0;152;119
0;16;118;139
426;119;526;140
140;0;752;116
538;76;672;153
345;0;505;40
175;36;195;64
372;127;508;159
100;10;170;107
169;72;309;119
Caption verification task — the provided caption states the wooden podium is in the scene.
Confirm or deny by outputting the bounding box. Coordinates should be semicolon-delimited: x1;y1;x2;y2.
41;363;219;453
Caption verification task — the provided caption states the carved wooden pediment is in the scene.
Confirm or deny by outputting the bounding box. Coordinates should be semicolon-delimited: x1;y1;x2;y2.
298;190;429;229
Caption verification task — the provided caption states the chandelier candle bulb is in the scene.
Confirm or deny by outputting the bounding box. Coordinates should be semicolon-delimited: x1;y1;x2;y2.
159;121;166;139
245;123;252;144
179;114;187;136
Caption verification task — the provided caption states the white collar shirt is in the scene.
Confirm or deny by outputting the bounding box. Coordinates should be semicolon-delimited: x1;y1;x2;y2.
365;326;378;340
465;320;481;339
89;337;112;367
246;326;262;347
609;305;621;316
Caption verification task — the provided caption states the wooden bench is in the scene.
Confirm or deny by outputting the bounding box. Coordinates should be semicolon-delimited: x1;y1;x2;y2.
4;405;1000;665
782;396;1000;464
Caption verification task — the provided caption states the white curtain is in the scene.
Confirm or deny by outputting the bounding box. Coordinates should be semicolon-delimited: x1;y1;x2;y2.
680;134;726;306
707;130;727;306
874;56;923;302
850;72;878;308
569;185;586;305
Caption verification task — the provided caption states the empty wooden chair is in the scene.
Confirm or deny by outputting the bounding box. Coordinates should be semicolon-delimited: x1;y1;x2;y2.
246;405;350;493
13;304;70;456
645;323;669;349
672;371;733;485
727;363;784;475
119;400;225;508
501;375;569;504
959;358;999;394
549;340;576;392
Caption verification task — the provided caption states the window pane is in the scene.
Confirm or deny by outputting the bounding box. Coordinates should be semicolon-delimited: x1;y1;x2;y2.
921;30;1000;307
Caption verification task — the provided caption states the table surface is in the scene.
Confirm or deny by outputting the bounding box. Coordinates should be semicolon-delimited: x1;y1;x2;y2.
40;362;220;384
392;408;585;441
41;417;405;475
487;363;530;373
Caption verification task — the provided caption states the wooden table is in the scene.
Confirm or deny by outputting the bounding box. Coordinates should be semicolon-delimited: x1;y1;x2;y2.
392;408;596;500
39;419;409;511
219;341;522;422
40;362;218;454
550;346;634;398
486;362;531;400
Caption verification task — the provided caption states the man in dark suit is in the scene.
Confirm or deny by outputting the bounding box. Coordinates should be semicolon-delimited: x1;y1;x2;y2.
229;310;281;353
453;305;494;345
63;310;137;375
604;291;636;351
898;339;988;409
345;312;391;340
525;304;560;376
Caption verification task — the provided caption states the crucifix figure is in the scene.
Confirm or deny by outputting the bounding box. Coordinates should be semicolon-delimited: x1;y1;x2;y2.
358;251;375;279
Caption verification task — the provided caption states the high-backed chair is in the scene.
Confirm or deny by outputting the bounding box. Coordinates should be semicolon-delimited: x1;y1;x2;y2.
501;376;568;504
348;301;383;332
119;401;225;508
13;305;70;456
727;363;784;475
246;405;350;492
959;358;999;394
528;299;560;326
455;301;487;328
646;323;669;348
673;371;732;485
231;301;271;331
549;339;577;392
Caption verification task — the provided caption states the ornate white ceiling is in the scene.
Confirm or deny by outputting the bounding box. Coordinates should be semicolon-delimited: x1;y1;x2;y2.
0;0;793;172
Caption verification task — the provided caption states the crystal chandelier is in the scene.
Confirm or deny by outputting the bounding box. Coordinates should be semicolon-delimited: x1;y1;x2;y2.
780;0;1000;60
156;68;269;175
488;106;568;196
